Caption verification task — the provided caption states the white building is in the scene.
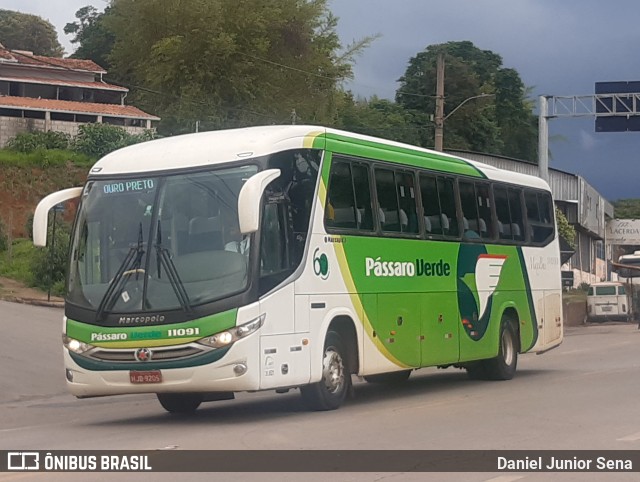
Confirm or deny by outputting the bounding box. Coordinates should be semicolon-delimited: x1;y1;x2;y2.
0;45;159;145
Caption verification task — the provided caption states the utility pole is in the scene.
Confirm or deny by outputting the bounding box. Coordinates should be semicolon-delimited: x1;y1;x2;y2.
434;52;445;151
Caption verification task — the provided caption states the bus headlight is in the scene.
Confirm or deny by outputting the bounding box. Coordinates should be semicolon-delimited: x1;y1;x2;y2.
198;314;265;349
62;334;93;354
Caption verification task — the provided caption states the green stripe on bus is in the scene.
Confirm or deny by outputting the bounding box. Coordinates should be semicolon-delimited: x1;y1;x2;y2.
66;309;238;348
314;131;486;178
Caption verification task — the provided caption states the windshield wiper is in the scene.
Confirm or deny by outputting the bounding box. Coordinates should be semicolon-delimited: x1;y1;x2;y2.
155;220;192;313
95;223;146;321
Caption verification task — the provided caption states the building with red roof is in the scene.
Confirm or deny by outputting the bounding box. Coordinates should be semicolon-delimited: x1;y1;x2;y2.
0;45;159;146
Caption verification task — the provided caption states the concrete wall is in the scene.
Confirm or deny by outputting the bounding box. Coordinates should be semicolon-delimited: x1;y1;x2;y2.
563;297;587;326
0;116;150;146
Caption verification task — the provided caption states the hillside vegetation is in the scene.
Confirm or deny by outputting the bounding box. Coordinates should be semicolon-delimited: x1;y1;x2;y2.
613;199;640;218
0;125;154;295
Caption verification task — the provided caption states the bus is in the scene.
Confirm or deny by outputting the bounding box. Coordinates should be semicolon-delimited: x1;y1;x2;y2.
33;125;563;414
616;250;640;280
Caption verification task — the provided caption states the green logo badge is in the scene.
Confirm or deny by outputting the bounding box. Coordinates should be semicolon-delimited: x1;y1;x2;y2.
313;248;329;280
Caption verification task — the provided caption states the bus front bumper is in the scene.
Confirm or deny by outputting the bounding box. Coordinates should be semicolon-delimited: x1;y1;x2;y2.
63;335;261;398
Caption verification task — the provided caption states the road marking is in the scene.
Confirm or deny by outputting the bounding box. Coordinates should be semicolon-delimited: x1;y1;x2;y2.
617;431;640;442
484;476;526;482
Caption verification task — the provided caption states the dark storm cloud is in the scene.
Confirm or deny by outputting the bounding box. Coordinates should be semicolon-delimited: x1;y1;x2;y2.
5;0;640;200
331;0;640;201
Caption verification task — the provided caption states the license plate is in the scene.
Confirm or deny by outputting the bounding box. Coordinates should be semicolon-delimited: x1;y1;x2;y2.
601;306;613;312
130;370;162;384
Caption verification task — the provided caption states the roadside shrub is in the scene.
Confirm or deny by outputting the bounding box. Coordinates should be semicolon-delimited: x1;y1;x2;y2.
30;219;71;293
578;282;591;292
6;131;71;153
72;123;156;159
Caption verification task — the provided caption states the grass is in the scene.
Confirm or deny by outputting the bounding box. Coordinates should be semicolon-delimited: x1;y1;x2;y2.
0;148;94;167
563;289;587;304
0;238;37;286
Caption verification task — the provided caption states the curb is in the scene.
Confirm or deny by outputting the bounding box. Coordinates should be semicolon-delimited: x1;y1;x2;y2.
0;295;64;308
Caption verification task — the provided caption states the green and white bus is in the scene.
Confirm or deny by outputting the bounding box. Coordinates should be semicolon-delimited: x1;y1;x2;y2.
33;126;562;413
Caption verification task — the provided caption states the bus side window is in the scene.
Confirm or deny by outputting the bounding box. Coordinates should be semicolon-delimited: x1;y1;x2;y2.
475;183;494;240
420;174;441;235
325;161;358;230
493;185;524;242
352;163;374;231
396;171;418;234
459;181;480;240
508;187;525;241
494;186;511;240
525;190;554;244
438;177;458;237
375;168;401;233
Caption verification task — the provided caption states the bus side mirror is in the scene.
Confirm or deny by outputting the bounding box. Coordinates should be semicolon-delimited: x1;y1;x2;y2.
238;169;281;235
33;187;83;247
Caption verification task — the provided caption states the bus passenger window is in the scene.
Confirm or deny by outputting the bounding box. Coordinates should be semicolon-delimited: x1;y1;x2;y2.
508;188;524;241
352;164;374;231
438;178;459;237
396;171;418;234
475;183;494;240
420;174;441;235
494;186;512;240
375;169;401;233
459;181;480;240
325;162;357;230
525;191;554;244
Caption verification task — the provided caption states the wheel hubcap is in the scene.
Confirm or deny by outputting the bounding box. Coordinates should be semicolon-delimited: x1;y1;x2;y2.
321;347;344;394
502;329;514;366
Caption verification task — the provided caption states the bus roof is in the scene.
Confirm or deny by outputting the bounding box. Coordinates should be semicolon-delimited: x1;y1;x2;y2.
89;125;550;190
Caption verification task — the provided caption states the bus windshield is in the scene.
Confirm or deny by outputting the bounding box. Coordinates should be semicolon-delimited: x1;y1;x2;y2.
67;165;258;317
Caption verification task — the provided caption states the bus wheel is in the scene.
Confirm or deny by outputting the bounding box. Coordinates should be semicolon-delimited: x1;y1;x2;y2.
301;330;351;411
157;393;203;414
364;370;411;384
484;318;518;380
465;362;488;380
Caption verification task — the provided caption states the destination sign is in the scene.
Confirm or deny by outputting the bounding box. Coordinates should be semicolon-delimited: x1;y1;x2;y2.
103;179;155;194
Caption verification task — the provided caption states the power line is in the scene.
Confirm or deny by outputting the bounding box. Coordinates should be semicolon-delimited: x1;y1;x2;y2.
236;51;436;99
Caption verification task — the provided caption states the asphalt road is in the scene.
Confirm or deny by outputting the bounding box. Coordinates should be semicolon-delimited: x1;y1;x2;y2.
1;300;639;481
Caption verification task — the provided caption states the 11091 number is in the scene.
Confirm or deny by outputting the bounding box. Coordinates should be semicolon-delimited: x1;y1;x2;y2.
167;328;200;337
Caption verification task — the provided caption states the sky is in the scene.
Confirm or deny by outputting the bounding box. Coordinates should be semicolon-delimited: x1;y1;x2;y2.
4;0;640;202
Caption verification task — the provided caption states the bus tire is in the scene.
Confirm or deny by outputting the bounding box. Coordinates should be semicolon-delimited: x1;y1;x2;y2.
300;330;351;411
157;393;203;413
465;362;489;380
484;318;518;380
364;370;411;384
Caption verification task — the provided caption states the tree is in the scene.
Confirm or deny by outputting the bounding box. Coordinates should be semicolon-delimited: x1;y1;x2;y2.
64;6;115;69
612;199;640;218
0;9;64;56
103;0;369;134
395;41;537;160
556;208;576;250
494;69;537;161
333;93;425;145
